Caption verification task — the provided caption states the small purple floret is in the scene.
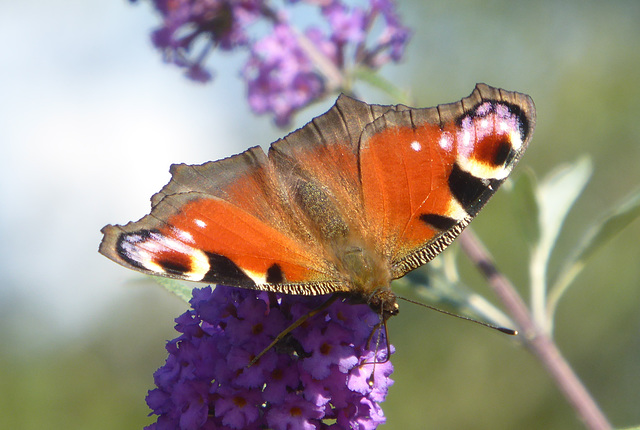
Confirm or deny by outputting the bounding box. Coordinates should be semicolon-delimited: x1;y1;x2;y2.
243;23;326;127
145;286;394;429
134;0;411;126
144;0;263;82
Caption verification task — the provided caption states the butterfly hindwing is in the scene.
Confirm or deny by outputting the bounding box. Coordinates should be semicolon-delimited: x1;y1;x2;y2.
356;84;535;277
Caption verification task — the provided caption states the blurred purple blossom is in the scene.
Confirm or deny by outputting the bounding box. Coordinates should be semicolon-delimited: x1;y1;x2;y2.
144;286;394;429
133;0;410;125
243;23;326;127
137;0;265;82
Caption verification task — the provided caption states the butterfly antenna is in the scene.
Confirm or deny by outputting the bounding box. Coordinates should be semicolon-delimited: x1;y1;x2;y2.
397;296;518;335
248;294;339;367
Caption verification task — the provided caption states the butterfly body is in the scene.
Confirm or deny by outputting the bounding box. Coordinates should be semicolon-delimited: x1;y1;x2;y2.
100;84;535;318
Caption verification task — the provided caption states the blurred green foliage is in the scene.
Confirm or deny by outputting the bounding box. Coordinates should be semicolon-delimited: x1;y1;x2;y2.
0;289;185;429
2;1;639;429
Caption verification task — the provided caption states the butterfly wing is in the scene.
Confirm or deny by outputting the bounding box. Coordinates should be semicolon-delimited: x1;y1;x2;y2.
100;96;398;295
267;95;403;248
356;83;536;278
100;84;535;297
100;146;351;295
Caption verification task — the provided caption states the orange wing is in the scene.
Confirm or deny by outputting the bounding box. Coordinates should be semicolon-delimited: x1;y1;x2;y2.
356;84;535;277
100;84;535;297
101;148;347;295
100;97;393;295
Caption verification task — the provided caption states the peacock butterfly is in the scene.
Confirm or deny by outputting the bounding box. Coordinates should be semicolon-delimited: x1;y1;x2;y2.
100;83;535;321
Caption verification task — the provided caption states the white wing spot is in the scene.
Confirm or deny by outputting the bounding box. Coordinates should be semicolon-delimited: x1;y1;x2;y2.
184;249;211;282
244;269;267;285
439;132;453;151
510;130;523;150
462;130;471;148
194;219;207;228
410;141;422;152
126;232;211;281
173;227;194;243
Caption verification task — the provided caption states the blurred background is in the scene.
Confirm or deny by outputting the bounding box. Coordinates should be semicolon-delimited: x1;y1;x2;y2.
1;0;639;429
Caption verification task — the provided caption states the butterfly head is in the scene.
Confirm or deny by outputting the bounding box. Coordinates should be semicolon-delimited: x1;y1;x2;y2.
367;288;399;321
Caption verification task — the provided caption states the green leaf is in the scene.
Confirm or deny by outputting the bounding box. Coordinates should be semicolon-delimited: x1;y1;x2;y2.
547;187;640;326
536;156;593;257
151;276;193;303
395;252;517;333
529;156;592;330
509;168;540;245
572;187;640;263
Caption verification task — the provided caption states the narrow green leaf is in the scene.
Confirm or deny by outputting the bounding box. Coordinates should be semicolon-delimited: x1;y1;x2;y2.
547;187;640;326
396;253;517;333
573;188;640;263
536;156;593;256
151;276;193;303
530;156;592;330
509;168;540;245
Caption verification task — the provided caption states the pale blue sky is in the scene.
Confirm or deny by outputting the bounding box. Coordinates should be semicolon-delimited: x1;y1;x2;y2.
0;0;400;347
0;1;260;341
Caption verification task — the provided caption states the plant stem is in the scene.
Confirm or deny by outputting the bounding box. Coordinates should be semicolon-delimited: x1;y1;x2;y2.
458;229;612;430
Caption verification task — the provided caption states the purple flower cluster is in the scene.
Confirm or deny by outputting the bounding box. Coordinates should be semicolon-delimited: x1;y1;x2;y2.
145;286;394;430
243;23;327;127
133;0;410;125
138;0;264;82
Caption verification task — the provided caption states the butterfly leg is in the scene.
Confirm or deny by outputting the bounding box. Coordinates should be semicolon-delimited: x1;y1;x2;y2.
360;316;392;387
363;317;392;366
248;294;340;367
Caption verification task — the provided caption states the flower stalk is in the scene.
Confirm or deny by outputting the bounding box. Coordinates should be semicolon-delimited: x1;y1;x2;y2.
458;229;612;430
